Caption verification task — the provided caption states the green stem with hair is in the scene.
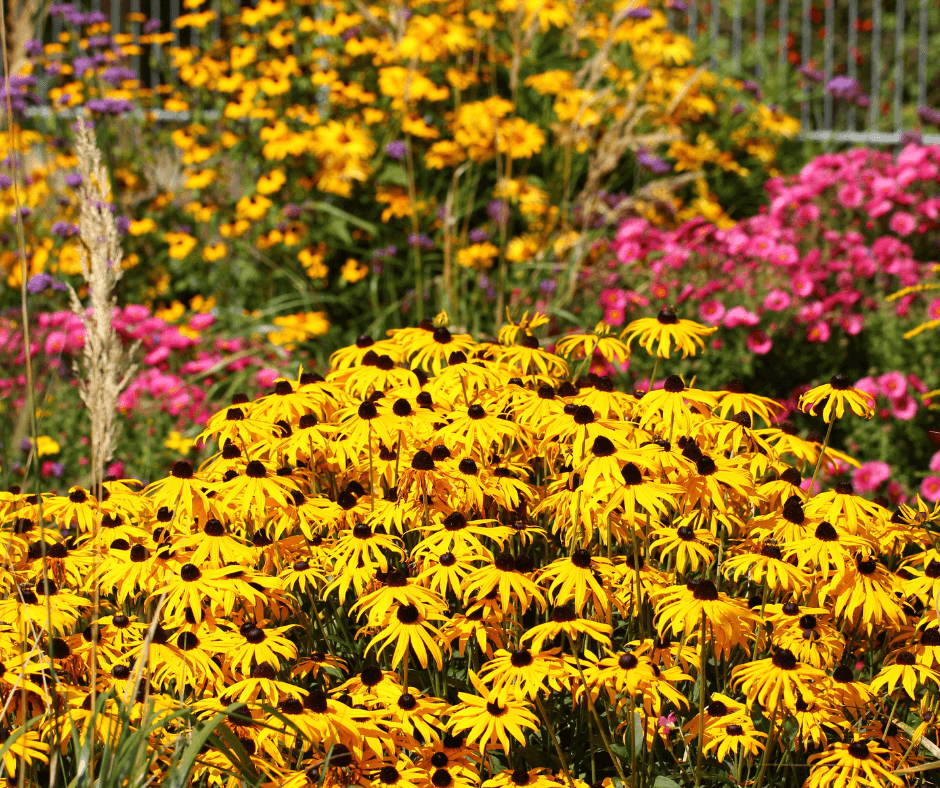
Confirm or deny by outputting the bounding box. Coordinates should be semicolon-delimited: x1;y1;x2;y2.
809;418;835;494
694;610;709;788
535;695;577;788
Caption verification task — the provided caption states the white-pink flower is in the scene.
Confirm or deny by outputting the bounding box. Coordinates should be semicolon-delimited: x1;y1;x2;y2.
929;451;940;473
890;394;917;421
746;329;772;355
852;460;891;493
889;211;917;236
854;376;880;399
763;289;791;311
699;300;726;325
877;371;907;399
723;306;759;328
921;476;940;503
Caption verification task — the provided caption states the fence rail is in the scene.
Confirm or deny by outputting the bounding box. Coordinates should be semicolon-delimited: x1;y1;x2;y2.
12;0;940;145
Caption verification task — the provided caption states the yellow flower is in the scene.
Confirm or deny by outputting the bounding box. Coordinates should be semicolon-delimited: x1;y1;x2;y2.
128;217;157;235
184;169;216;189
165;430;195;454
457;243;499;270
235;194;272;221
341;258;368;283
496;117;546;159
506;234;540;263
256;169;286;195
31;435;61;457
164;232;198;259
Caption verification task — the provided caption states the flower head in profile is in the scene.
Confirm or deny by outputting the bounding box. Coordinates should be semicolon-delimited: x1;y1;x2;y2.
622;307;717;359
799;373;875;422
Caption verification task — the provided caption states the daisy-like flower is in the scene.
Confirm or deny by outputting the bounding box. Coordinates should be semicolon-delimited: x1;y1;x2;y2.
805;480;884;537
555;321;631;366
722;539;811;595
448;673;540;755
145;461;213;528
799;373;876;422
622;307;717;359
680;454;755;513
828;555;905;630
702;718;766;761
225;622;298;676
329;333;402;372
538;549;613;613
476;647;566;702
650;519;717;576
713;378;786;427
823;665;874;714
869;649;940;696
784;521;875;581
496;330;569;381
43;486;99;533
148;562;228;624
521;603;612;652
655;580;758;652
196;402;273;449
804;740;903;788
365;602;447;670
402;323;476;376
602;461;683;526
251;376;321;424
637;375;717;436
731;647;826;711
215;460;299;521
436;399;520;459
463;553;546;614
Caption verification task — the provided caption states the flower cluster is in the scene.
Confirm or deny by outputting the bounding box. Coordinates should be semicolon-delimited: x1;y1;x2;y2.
4;0;799;340
2;310;937;788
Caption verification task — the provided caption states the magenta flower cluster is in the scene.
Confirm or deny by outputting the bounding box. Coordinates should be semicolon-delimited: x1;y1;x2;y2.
604;144;940;355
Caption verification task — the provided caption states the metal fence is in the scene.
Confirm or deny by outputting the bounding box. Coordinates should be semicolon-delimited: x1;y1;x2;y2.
19;0;940;144
668;0;940;144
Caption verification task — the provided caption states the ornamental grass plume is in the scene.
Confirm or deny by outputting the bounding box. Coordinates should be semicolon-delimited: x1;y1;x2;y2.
66;117;137;493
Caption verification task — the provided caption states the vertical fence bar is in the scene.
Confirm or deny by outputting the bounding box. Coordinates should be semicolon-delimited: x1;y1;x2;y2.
848;0;858;130
131;0;141;78
870;0;882;131
732;0;742;73
823;0;834;131
894;0;905;133
711;0;720;69
801;0;811;132
917;0;928;109
756;0;766;81
777;0;788;103
688;0;697;42
111;0;120;34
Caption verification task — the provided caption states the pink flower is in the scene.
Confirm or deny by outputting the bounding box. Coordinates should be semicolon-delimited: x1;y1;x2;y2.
791;272;814;297
723;306;759;328
746;329;772;354
189;313;215;331
763;289;791;311
841;314;864;335
852;460;891;493
44;331;67;355
921;475;940;503
144;346;171;366
256;367;280;388
890;393;917;420
837;183;865;208
699;300;726;325
604;306;626;326
877;371;907;399
928;298;940;321
806;320;830;343
657;712;678;732
106;460;125;478
854;376;879;399
929;450;940;473
123;304;150;322
889;211;917;236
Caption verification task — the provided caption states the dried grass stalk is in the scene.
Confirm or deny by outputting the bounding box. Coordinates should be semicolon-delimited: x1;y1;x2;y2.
67;118;137;492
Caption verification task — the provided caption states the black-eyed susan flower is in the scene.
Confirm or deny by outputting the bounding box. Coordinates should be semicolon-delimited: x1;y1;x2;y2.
650;519;717;576
555;321;631;367
538;549;613;613
799;373;876;422
731;647;826;712
804;740;903;788
713;378;786;427
521;604;612;652
365;602;447;670
655;580;758;653
448;673;540;755
702;717;766;761
722;539;810;595
869;649;940;697
622;307;716;359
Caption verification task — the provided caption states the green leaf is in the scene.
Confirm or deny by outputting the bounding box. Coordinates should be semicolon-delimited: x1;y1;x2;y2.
309;200;378;234
323;216;352;245
653;777;681;788
378;164;408;186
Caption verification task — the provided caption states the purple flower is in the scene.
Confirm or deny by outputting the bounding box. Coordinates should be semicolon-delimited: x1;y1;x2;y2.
19;438;32;452
731;102;745;116
51;221;79;237
741;80;762;100
667;0;689;9
65;172;82;187
824;76;861;100
85;98;134;115
918;106;940;128
900;130;923;146
50;462;65;477
385;140;407;160
487;199;509;224
539;279;556;294
854;93;870;108
26;273;54;294
115;215;130;235
283;203;302;219
73;56;93;77
46;62;62;76
87;34;113;49
0;175;11;189
143;19;162;33
636;148;671;174
468;228;489;243
25;39;43;57
626;6;652;18
101;66;136;86
798;65;824;83
407;233;434;250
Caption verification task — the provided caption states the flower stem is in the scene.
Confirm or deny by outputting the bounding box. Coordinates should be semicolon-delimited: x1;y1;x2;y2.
694;610;708;788
809;418;835;494
535;695;577;788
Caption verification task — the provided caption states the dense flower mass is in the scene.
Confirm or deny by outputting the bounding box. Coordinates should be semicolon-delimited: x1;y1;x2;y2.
3;311;939;787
